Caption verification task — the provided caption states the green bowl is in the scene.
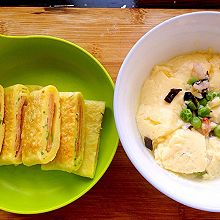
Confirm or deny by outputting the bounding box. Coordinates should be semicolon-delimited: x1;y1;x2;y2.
0;35;118;214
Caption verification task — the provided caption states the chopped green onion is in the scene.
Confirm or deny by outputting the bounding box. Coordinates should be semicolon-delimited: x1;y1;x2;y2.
195;171;206;178
206;92;217;101
46;131;49;140
198;106;211;117
190;117;202;129
199;98;208;106
187;77;198;85
187;101;197;111
180;108;193;122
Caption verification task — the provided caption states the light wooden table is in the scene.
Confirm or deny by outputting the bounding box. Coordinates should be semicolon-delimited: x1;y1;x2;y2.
1;7;220;219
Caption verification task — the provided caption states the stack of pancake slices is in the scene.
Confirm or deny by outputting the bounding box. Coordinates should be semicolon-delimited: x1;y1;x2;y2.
0;84;105;178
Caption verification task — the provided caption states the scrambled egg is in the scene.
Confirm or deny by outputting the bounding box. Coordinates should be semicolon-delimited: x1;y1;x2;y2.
206;137;220;177
154;129;207;174
136;71;184;140
136;51;220;179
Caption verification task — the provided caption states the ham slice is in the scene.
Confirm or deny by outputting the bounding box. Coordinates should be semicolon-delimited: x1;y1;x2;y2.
15;97;26;157
46;95;55;152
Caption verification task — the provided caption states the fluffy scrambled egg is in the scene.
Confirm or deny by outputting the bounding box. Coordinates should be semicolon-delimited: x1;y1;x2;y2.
136;51;220;179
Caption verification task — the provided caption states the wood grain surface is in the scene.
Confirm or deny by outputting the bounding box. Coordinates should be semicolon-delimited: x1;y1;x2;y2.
0;7;220;219
138;0;220;8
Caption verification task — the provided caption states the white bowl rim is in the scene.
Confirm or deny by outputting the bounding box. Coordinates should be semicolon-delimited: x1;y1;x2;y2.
114;11;220;212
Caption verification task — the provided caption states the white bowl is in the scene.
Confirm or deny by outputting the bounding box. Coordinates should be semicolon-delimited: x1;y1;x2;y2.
114;11;220;212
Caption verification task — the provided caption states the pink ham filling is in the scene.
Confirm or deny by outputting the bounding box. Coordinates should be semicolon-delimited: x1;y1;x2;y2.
46;95;55;152
15;97;26;157
15;94;56;157
75;101;83;157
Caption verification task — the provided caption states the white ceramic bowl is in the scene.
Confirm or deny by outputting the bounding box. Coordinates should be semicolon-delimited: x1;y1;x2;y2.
114;11;220;212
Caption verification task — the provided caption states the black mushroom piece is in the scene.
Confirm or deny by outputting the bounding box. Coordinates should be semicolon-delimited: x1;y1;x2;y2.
184;91;195;101
164;88;182;103
144;136;153;151
201;90;208;98
184;91;198;107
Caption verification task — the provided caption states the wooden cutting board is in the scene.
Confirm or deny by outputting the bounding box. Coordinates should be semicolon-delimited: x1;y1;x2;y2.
1;7;220;219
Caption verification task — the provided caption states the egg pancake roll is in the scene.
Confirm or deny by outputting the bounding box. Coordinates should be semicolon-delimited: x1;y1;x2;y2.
0;84;29;165
42;92;85;172
22;85;60;166
74;100;105;178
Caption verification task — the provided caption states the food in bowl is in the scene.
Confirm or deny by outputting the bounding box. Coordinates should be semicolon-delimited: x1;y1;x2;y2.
0;84;105;178
136;50;220;179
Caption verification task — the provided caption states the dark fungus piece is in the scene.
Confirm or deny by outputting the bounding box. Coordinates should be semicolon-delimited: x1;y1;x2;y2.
209;131;214;137
184;92;198;107
188;125;193;130
201;90;208;98
144;136;153;151
164;88;182;103
198;78;209;82
184;92;194;101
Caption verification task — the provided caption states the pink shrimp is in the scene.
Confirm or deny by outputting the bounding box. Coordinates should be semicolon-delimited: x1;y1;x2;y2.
192;63;207;80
